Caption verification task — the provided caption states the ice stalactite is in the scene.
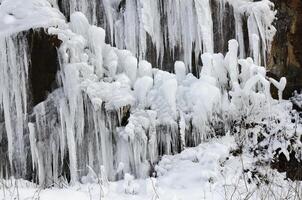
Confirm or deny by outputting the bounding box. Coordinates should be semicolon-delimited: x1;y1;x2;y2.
232;0;276;66
0;34;29;177
56;0;275;73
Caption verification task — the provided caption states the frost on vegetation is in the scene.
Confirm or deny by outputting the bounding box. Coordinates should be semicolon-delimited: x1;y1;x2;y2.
123;173;140;195
0;0;301;190
291;91;302;109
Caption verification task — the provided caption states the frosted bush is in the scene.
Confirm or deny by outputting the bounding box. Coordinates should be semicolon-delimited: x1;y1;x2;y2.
123;173;140;195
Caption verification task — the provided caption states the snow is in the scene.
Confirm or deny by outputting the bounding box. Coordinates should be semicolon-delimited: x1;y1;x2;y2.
0;0;65;36
225;39;239;88
138;60;153;78
174;61;187;82
124;55;138;86
1;136;301;200
70;12;90;37
134;76;153;109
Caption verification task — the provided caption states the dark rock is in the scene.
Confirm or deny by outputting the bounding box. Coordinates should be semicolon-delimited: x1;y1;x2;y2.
27;28;61;107
272;151;302;181
269;0;302;99
211;0;236;54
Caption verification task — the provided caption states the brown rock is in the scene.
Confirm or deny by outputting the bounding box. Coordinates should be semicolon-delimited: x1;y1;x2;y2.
269;0;302;99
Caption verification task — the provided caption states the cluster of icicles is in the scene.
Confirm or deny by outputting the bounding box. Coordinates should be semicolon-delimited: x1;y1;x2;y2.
0;0;283;186
56;0;276;70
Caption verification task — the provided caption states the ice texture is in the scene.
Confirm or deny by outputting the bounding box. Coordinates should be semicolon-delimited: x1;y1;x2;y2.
1;0;297;188
56;0;276;72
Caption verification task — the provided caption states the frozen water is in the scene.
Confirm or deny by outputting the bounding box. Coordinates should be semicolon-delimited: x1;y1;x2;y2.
1;0;299;189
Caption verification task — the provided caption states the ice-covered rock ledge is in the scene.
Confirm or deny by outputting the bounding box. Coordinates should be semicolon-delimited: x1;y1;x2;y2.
0;0;65;181
0;0;65;36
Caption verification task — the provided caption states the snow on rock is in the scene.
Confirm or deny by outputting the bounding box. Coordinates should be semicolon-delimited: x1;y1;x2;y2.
0;0;65;36
87;81;135;110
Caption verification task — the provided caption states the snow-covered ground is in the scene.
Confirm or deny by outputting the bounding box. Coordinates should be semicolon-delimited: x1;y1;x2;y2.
1;136;301;200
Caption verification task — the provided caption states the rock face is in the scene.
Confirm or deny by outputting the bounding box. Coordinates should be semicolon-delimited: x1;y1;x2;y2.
269;0;302;99
268;0;302;178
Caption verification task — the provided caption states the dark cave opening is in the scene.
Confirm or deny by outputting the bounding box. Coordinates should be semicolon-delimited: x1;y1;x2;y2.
27;29;62;107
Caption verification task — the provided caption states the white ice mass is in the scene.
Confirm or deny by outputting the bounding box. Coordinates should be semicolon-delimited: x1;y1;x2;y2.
0;0;301;199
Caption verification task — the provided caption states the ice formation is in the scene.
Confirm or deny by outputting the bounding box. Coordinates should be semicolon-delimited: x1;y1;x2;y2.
1;0;299;189
0;35;29;177
0;0;65;36
55;0;276;71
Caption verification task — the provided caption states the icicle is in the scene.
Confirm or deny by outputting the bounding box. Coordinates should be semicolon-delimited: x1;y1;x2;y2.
0;35;29;176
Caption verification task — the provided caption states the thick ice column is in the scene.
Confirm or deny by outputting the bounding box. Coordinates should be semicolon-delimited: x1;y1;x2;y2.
232;0;276;66
224;39;239;88
0;35;29;176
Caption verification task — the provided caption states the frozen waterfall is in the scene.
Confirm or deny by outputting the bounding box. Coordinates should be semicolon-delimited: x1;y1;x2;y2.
0;0;285;187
